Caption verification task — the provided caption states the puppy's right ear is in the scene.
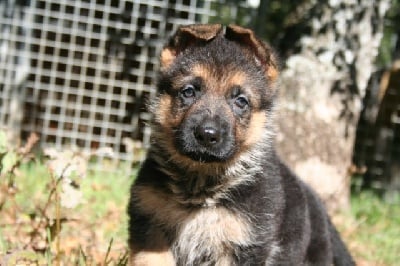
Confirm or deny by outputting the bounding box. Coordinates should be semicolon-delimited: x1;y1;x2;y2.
225;25;279;84
160;24;223;70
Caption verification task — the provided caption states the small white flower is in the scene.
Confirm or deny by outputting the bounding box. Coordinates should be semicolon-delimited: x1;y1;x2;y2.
60;180;83;209
95;146;114;157
44;148;87;179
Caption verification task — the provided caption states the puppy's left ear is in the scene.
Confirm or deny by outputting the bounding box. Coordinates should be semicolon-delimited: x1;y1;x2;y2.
160;24;223;70
225;24;279;83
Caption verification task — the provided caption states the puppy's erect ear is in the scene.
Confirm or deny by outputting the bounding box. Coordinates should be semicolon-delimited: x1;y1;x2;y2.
225;24;279;83
160;24;223;70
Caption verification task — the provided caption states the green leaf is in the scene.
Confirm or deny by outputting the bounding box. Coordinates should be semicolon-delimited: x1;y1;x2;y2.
0;151;19;174
0;130;7;154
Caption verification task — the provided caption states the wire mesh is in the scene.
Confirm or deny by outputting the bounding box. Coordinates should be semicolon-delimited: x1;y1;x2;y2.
0;0;216;165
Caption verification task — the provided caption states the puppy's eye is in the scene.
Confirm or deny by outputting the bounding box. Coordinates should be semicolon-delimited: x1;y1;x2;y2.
181;84;196;98
235;96;249;109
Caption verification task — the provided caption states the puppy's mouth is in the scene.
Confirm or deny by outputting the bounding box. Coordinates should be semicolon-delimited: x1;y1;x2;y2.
174;119;236;163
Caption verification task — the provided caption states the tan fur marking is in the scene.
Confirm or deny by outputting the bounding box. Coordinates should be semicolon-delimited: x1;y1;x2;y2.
129;225;175;265
229;71;246;85
192;64;213;85
155;95;172;125
192;64;247;95
243;111;267;147
160;48;175;70
156;95;184;130
266;64;279;84
135;185;189;225
129;249;175;266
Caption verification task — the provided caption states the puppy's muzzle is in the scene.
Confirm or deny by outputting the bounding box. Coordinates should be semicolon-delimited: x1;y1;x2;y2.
175;113;236;162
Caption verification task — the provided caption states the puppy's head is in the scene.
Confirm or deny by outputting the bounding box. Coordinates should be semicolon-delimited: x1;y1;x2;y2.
151;24;279;165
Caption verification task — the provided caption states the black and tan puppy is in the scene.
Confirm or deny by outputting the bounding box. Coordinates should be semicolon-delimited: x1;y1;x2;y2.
128;24;354;265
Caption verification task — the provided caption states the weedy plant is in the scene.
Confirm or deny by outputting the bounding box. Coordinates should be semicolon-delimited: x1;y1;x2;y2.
0;130;129;265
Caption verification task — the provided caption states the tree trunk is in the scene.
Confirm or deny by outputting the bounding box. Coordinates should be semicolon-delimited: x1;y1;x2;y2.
276;0;390;212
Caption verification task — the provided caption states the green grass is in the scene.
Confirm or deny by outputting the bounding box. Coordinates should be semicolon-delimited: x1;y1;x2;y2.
347;190;400;265
79;165;137;241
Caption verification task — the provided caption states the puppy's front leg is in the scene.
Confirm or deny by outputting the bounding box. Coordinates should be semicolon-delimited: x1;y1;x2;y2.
129;247;175;266
129;224;175;266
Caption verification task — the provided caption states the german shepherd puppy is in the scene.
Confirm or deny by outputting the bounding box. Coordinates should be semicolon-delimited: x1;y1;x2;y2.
128;24;354;266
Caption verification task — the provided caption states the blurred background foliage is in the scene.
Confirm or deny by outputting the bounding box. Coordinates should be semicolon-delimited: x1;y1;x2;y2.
378;0;400;67
212;0;400;65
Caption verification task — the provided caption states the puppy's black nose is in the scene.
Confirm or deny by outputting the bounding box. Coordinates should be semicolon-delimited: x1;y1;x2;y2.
194;124;221;146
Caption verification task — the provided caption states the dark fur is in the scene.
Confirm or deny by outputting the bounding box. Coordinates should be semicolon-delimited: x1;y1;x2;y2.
128;24;354;265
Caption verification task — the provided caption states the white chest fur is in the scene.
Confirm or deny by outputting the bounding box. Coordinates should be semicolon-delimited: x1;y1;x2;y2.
172;206;252;265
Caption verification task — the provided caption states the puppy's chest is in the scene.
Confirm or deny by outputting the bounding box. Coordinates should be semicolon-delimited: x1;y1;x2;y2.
171;206;253;265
